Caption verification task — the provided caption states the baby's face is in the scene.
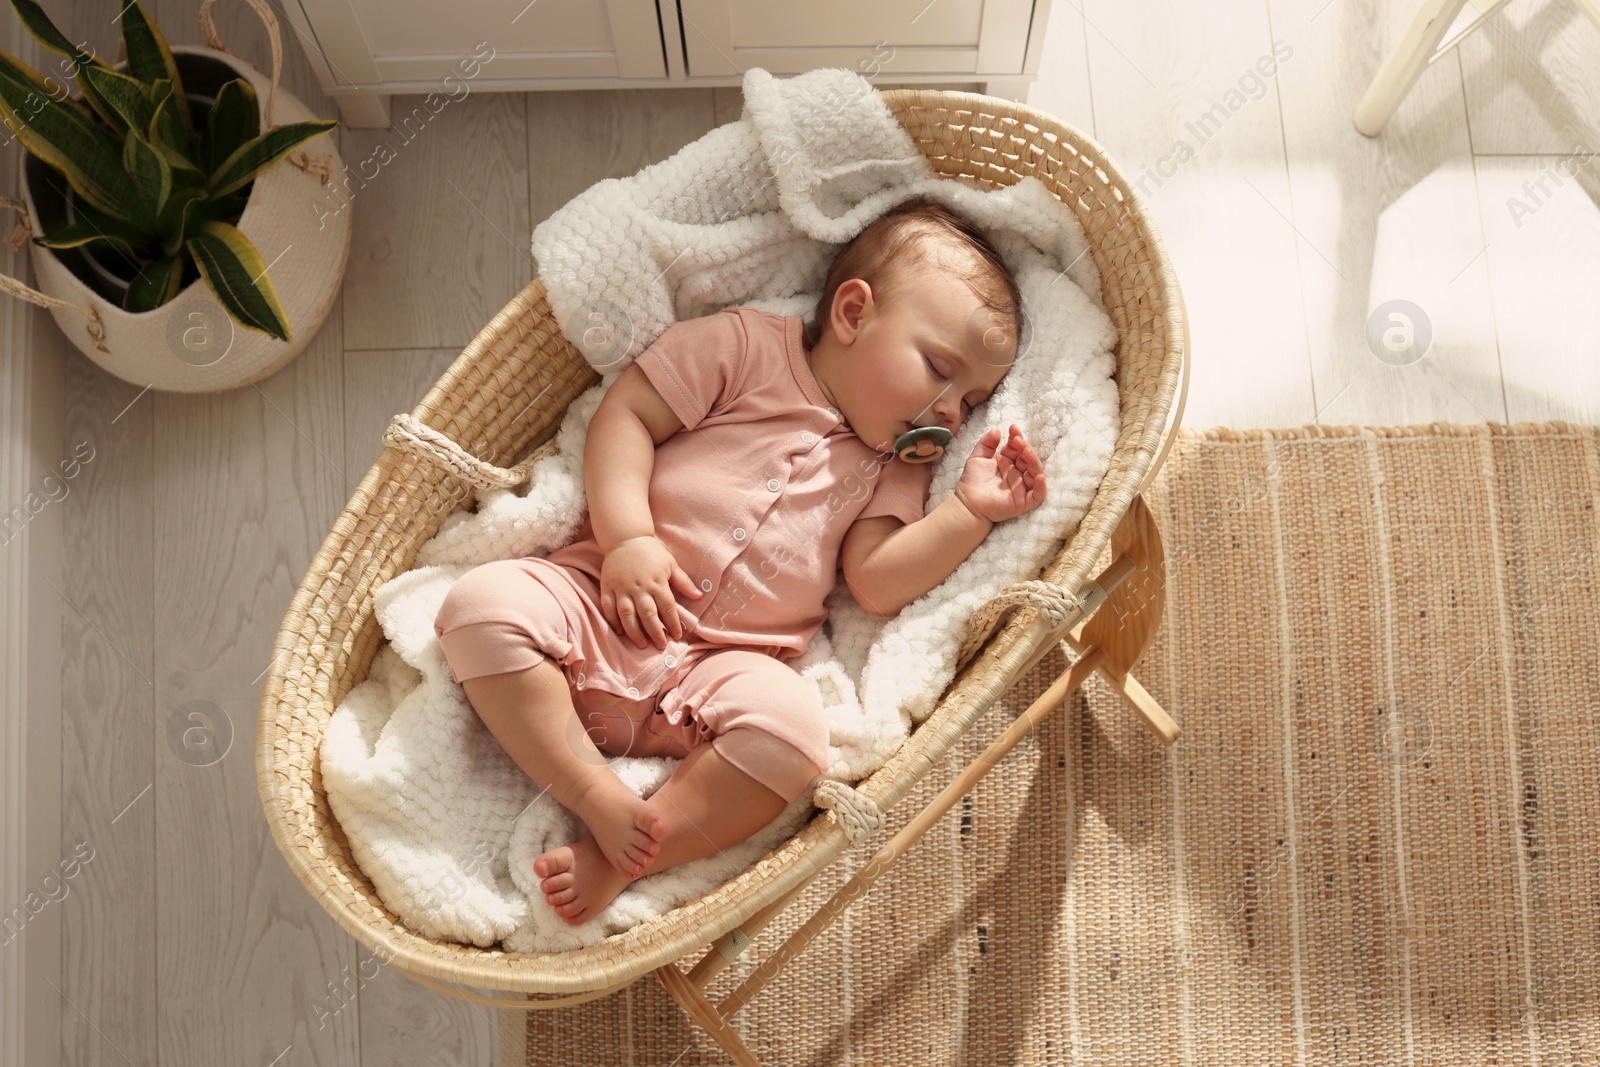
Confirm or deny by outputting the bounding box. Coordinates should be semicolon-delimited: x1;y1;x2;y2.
828;267;1016;455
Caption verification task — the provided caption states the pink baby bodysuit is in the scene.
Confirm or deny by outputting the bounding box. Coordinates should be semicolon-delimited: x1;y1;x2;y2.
545;305;933;659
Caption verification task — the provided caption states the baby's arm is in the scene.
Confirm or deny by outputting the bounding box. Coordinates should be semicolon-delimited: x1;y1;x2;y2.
585;363;679;552
586;364;704;646
844;424;1045;617
843;502;992;617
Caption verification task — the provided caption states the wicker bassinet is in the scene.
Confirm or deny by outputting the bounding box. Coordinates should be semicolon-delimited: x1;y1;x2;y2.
258;87;1189;1033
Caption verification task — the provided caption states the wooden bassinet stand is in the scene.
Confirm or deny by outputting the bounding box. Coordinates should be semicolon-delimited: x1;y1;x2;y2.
258;89;1189;1065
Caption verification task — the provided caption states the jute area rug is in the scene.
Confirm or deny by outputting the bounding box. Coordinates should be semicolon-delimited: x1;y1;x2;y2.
502;421;1600;1066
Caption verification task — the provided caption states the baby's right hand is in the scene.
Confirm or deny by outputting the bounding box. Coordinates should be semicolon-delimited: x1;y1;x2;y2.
599;535;703;649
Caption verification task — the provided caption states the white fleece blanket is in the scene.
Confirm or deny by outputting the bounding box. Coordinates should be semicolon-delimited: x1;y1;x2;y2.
320;66;1120;953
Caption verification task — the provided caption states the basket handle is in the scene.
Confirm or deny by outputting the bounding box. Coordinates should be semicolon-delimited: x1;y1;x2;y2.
382;412;544;490
0;196;110;353
198;0;282;128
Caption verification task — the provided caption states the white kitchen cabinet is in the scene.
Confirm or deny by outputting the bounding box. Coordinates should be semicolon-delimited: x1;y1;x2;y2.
281;0;1053;127
678;0;1034;81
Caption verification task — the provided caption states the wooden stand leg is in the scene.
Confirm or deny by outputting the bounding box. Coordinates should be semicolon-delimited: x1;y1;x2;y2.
673;554;1137;1007
1060;638;1181;745
649;496;1182;1050
685;880;812;988
711;640;1112;1024
654;963;763;1066
1063;495;1180;744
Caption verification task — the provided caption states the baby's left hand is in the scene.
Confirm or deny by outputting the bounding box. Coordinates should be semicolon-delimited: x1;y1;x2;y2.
953;424;1046;524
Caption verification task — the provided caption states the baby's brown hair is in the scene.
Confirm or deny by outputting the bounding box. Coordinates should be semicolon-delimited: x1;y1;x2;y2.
805;195;1023;355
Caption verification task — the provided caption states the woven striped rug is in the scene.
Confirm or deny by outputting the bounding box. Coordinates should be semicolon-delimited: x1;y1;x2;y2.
503;421;1600;1066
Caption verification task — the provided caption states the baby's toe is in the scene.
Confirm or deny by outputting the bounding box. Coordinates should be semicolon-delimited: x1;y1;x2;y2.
634;807;667;843
534;846;574;879
625;829;660;862
539;869;575;893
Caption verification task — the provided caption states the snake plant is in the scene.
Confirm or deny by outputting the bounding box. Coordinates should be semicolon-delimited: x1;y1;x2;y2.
0;0;337;341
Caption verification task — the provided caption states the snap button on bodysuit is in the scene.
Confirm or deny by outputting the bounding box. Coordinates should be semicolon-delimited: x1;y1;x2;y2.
700;579;712;591
627;686;639;698
766;479;779;491
733;528;746;540
802;432;815;443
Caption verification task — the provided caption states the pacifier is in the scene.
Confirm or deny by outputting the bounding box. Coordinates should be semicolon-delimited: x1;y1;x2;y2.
893;425;953;464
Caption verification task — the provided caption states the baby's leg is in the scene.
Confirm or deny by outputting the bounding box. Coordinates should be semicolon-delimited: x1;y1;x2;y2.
535;741;788;924
461;660;664;877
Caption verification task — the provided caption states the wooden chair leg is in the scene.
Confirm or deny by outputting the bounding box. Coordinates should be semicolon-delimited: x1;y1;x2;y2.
1354;0;1474;135
1570;0;1600;32
654;963;763;1066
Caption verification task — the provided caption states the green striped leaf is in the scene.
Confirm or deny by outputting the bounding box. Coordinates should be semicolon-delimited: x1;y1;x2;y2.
208;119;337;198
0;53;139;223
186;221;290;341
158;191;205;257
0;49;93;124
118;2;193;139
204;78;257;175
187;188;250;240
60;195;153;250
32;220;136;258
9;0;98;66
6;0;119;128
77;62;151;135
122;129;171;222
122;254;184;312
146;81;201;173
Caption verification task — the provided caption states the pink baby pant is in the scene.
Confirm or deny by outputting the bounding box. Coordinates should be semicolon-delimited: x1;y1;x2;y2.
432;557;830;804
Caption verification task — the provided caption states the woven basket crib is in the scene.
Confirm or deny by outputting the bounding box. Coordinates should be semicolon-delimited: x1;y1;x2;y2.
258;87;1189;1041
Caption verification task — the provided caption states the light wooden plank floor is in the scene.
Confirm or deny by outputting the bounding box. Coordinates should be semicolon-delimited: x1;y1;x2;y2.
46;0;1599;1063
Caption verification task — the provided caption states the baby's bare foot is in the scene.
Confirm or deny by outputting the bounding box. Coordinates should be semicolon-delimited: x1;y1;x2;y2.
572;777;665;878
534;837;633;925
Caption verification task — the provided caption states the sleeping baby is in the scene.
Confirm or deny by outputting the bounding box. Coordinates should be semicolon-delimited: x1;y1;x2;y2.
432;194;1046;925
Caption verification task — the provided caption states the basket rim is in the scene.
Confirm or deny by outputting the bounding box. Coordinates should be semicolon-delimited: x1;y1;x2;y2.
256;84;1188;996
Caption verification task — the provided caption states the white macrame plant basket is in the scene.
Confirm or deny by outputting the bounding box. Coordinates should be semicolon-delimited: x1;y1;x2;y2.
2;0;349;394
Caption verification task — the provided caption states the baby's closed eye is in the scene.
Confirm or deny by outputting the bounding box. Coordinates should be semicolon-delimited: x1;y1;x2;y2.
923;355;979;414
